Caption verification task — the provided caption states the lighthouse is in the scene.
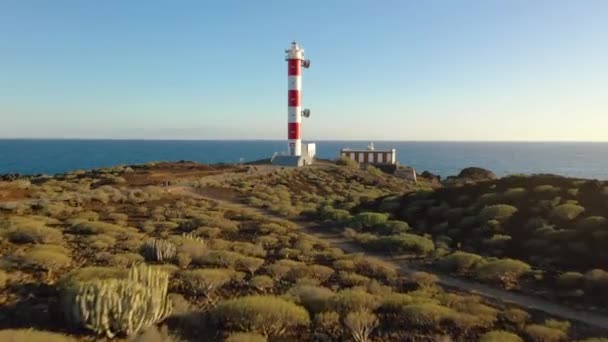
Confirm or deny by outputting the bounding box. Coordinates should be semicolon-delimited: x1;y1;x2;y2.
271;41;315;167
285;41;310;156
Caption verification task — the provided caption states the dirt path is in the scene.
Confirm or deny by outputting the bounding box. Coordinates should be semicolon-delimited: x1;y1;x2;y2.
168;185;608;330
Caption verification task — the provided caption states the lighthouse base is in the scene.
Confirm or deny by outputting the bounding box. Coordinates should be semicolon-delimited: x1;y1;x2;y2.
270;155;313;167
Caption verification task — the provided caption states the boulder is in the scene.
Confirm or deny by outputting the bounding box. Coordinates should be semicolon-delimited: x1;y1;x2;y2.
457;167;497;180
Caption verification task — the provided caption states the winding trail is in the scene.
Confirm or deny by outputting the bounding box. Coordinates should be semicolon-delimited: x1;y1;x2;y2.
167;185;608;331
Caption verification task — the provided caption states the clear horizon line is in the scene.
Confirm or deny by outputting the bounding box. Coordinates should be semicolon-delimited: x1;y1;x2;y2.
0;137;607;143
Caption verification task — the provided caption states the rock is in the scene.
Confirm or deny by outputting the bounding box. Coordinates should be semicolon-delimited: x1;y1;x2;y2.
457;167;497;180
420;171;441;182
443;167;497;186
394;166;417;183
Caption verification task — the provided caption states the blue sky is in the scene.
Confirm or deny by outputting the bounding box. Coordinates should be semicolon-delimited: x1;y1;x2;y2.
1;1;606;140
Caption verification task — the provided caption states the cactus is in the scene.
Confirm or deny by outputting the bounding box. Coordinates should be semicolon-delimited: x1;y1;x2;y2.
142;238;176;262
181;232;204;243
62;264;172;338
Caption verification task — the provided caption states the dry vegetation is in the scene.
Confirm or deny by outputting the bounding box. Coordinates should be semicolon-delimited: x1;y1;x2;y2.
0;162;606;341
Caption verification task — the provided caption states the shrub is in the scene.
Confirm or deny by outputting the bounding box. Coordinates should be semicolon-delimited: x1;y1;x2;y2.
21;245;71;277
108;253;145;267
440;251;485;273
339;271;370;287
410;271;439;288
544;319;570;333
378;293;413;313
479;330;523;342
400;303;456;326
479;205;518;222
503;188;527;201
556;272;583;289
62;264;172;338
352;212;389;229
474;258;531;287
583;269;608;294
551;204;585;221
375;233;435;255
286;264;335;284
236;257;265;275
142;239;177;262
72;221;139;237
577;216;607;231
180;268;235;297
525;324;567;342
0;329;76;342
355;256;398;280
87;234;116;249
0;270;7;289
287;285;334;314
533;185;560;196
331;289;378;313
314;311;342;340
58;267;128;289
225;332;267;342
249;275;274;292
343;310;378;342
3;217;63;244
336;156;359;168
500;308;530;329
196;250;243;268
212;295;310;337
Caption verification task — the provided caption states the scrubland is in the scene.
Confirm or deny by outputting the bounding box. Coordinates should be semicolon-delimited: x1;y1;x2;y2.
0;161;606;341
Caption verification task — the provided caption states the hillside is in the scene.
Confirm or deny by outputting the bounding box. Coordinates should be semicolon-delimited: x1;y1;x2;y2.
0;161;607;341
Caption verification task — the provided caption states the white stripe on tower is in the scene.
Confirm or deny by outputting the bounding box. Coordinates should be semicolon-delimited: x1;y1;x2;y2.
286;42;304;156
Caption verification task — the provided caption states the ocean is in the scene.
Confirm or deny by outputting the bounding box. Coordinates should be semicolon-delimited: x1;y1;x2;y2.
0;140;607;180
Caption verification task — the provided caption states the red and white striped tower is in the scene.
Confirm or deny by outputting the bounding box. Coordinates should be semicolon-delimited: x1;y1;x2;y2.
285;41;310;156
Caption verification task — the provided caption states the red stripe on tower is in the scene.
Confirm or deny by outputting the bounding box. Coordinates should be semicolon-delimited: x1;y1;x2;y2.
288;122;301;139
288;59;301;76
288;90;300;106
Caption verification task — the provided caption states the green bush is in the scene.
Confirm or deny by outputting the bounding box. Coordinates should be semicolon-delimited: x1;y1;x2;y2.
583;269;608;293
3;217;63;244
249;275;274;292
400;303;456;326
212;295;310;337
314;311;342;340
378;293;414;313
503;188;528;201
108;253;145;267
0;329;76;342
331;289;378;313
479;205;518;222
375;233;435;255
556;272;583;289
21;245;71;276
474;258;531;287
339;271;370;287
0;270;7;289
287;285;334;314
225;332;267;342
525;324;567;342
533;185;560;196
236;256;265;275
336;156;359;168
551;204;585;221
500;308;530;328
351;212;389;229
576;216;607;230
343;310;378;342
180;268;235;297
440;251;485;273
479;330;523;342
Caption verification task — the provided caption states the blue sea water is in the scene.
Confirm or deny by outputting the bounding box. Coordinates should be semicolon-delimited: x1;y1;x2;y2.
0;140;607;180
